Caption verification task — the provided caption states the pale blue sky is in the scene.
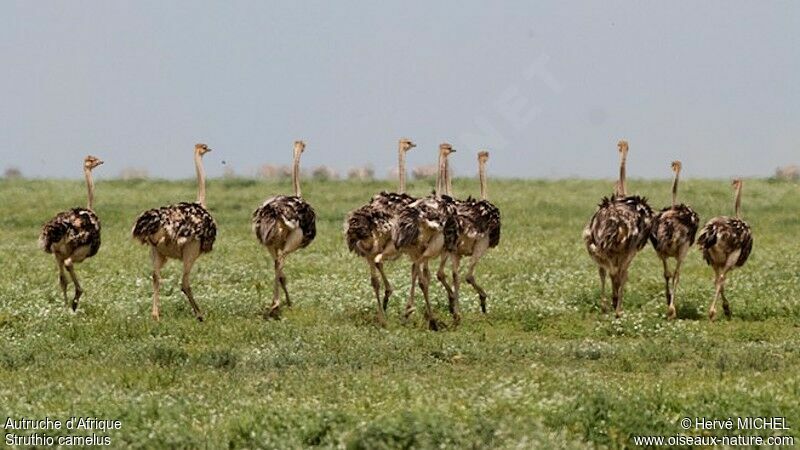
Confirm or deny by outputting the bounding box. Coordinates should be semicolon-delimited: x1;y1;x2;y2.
1;1;797;179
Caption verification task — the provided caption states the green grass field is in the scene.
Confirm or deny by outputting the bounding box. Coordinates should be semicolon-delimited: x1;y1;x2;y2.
1;177;798;448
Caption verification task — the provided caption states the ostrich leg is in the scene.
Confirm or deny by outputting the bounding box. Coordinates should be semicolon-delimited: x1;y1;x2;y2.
267;256;282;319
64;258;83;311
376;262;393;311
661;258;674;318
450;254;462;325
404;263;419;319
436;254;455;307
708;269;722;321
669;258;684;320
420;262;439;331
598;267;608;313
277;258;291;308
465;239;490;313
369;261;386;326
181;247;204;321
720;271;732;319
151;248;166;321
56;257;68;307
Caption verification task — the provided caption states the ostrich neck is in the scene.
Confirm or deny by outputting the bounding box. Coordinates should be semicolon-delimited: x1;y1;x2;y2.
671;170;679;207
436;152;446;197
84;168;95;210
734;183;742;218
617;155;627;196
479;162;488;200
292;152;302;197
195;153;206;207
398;148;406;193
445;159;453;196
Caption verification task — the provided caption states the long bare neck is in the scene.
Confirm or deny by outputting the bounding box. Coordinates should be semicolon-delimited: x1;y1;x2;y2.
84;168;95;210
292;151;302;197
479;161;487;200
734;182;742;218
398;147;407;193
445;159;453;196
671;169;680;207
436;152;446;197
195;152;207;207
616;154;627;196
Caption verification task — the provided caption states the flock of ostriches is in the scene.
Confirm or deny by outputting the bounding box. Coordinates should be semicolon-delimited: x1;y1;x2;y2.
38;139;752;329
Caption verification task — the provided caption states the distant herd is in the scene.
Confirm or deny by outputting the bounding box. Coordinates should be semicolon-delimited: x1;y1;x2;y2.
38;139;751;328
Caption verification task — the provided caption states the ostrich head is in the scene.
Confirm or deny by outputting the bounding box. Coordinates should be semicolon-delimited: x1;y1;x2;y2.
195;143;212;156
439;142;456;156
671;160;682;172
83;155;104;170
478;151;489;163
293;140;306;156
732;178;742;188
617;140;629;157
399;138;416;152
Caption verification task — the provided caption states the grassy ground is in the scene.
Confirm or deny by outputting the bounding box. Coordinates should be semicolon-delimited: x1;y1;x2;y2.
1;177;798;448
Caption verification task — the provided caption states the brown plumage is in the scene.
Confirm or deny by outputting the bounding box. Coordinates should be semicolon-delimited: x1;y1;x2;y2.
443;151;501;322
252;141;317;318
39;155;103;311
387;143;458;330
131;143;217;321
649;161;699;319
583;140;654;317
697;179;753;321
344;139;416;326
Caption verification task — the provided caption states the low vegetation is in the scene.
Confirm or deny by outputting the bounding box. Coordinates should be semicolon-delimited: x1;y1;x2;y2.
1;178;798;448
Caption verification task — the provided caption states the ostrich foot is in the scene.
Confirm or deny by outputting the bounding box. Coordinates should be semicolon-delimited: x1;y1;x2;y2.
708;308;717;322
667;304;676;320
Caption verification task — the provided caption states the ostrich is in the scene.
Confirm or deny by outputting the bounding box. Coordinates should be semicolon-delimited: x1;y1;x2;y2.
132;143;217;321
444;151;502;322
649;161;699;319
389;143;458;330
583;140;653;318
39;155;104;311
344;139;416;326
252;140;317;319
697;179;753;321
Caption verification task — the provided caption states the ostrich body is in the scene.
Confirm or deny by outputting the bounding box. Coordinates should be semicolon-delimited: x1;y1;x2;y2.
39;155;104;311
583;140;653;317
649;161;699;319
252;141;317;319
697;179;753;321
132;144;217;321
390;143;458;330
445;151;501;322
344;139;416;326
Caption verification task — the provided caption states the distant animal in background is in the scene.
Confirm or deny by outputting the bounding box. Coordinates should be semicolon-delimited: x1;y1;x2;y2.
252;141;316;319
649;161;699;319
697;179;753;321
442;151;501;323
345;138;416;326
132;144;217;321
583;140;653;318
39;155;104;311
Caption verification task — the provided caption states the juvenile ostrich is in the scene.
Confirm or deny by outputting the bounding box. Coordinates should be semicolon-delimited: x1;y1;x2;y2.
389;143;458;330
132;144;217;321
345;139;416;326
39;155;104;311
252;141;316;319
649;161;699;319
583;140;653;318
697;179;753;321
444;151;502;322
